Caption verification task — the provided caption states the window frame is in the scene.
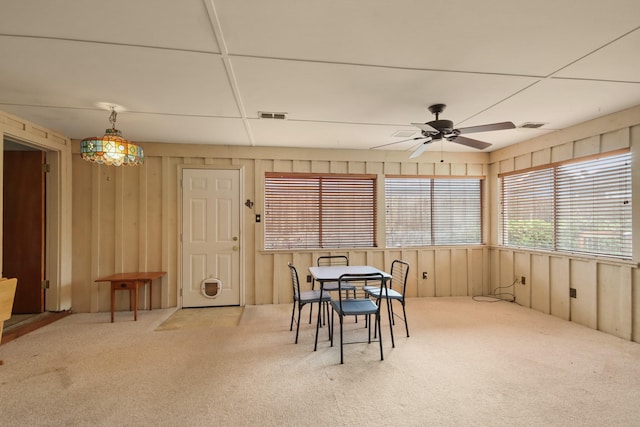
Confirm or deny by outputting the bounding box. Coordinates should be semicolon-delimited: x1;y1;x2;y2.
499;149;632;260
264;172;377;250
384;175;485;247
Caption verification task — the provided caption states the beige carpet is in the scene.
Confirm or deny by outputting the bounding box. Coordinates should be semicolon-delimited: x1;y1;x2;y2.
1;297;640;426
155;306;244;331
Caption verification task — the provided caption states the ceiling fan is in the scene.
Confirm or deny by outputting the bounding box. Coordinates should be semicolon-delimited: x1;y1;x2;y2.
375;104;516;158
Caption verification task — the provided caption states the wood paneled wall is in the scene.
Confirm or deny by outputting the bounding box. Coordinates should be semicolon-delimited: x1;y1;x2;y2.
70;144;492;313
68;104;640;344
487;106;640;342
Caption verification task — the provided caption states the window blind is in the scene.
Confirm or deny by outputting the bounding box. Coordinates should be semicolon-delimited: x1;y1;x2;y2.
500;151;631;259
501;168;555;250
385;177;482;247
264;173;376;249
556;153;632;257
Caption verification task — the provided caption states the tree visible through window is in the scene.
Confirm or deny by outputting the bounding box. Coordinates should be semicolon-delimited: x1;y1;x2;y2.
264;173;376;249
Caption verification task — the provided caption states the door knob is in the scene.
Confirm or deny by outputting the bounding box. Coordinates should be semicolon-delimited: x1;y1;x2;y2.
233;246;239;251
233;236;238;241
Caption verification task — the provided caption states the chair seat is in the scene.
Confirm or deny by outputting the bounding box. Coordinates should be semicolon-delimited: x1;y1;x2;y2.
298;290;331;304
364;286;403;300
331;298;379;316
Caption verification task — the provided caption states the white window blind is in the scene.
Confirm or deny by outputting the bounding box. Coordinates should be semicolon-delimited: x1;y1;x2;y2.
501;151;631;259
385;177;482;247
501;168;555;250
556;153;632;257
264;173;376;249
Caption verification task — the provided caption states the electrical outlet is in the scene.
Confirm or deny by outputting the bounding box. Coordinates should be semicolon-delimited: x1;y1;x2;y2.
422;272;428;279
521;276;526;285
570;288;577;298
306;274;312;283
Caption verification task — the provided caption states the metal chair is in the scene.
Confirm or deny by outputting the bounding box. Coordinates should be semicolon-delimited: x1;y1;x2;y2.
330;273;384;364
310;255;357;323
364;260;410;348
288;263;331;344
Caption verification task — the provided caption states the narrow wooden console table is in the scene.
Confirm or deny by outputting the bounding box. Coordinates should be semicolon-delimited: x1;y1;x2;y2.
95;272;166;322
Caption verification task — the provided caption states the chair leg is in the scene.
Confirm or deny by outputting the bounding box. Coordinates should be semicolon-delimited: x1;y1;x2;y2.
290;301;296;331
386;297;395;348
339;314;344;364
294;303;302;344
309;279;315;324
314;300;323;351
401;299;409;337
330;307;334;347
390;298;396;325
377;311;384;361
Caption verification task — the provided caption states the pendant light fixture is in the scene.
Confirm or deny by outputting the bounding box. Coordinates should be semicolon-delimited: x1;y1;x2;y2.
80;107;144;166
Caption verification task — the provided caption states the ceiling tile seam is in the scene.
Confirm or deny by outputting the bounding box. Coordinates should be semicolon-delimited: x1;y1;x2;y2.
455;80;546;127
0;103;242;121
224;53;546;80
0;33;219;55
544;24;640;79
204;0;255;146
549;76;640;84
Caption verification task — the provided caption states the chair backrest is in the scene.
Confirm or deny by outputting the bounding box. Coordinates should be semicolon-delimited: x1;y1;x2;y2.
287;262;301;299
0;278;18;340
390;260;410;295
0;278;17;322
336;273;383;309
317;255;349;267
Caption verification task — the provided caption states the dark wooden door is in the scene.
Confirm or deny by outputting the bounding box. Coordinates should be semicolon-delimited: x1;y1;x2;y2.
3;150;45;313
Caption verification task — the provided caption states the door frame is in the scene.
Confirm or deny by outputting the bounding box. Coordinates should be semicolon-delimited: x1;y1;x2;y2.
0;125;72;312
177;164;245;308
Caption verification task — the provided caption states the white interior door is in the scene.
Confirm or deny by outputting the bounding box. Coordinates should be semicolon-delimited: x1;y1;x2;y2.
182;168;241;307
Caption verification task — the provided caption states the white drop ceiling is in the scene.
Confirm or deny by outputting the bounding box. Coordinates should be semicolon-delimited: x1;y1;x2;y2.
0;0;639;154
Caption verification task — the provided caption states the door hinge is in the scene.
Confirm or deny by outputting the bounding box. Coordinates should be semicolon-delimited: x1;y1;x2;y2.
41;279;50;289
42;163;51;173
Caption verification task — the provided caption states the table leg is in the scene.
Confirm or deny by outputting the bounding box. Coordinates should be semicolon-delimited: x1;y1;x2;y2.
110;283;115;323
133;282;139;321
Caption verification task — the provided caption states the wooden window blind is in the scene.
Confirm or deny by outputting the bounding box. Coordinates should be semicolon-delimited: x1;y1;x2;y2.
385;177;483;247
500;151;631;259
264;173;376;249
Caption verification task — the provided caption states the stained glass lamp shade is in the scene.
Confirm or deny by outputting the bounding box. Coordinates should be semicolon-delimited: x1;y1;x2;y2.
80;108;144;166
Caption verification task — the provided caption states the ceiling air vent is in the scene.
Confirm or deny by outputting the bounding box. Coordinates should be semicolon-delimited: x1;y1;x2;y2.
519;122;547;129
258;111;288;120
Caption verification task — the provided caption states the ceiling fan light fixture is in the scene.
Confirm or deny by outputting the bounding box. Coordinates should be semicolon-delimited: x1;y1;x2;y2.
80;108;144;166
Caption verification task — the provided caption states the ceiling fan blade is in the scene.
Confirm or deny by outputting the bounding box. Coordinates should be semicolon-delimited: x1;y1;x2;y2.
411;123;438;133
370;136;426;150
451;136;492;150
457;121;515;134
409;140;432;159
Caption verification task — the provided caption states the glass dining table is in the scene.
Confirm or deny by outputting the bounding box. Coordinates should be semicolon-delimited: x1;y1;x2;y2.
308;265;393;351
